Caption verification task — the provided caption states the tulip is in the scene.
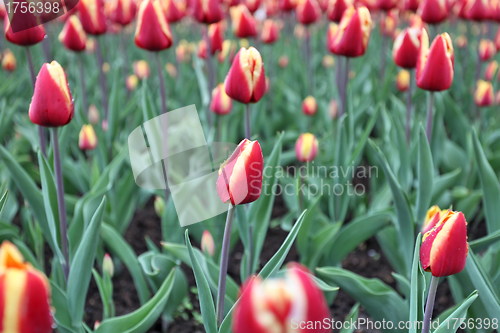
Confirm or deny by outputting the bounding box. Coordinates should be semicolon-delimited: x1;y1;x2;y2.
478;39;496;62
78;0;107;35
380;10;398;38
208;22;224;54
29;61;74;127
224;47;266;104
377;0;398;11
295;133;318;162
278;55;289;67
59;15;87;52
133;60;150;79
198;40;208;59
88;104;100;124
165;63;177;77
135;0;173;51
233;263;330;333
327;0;352;23
1;49;16;72
484;61;498;81
322;55;335;68
326;6;372;58
455;35;467;49
279;0;298;11
261;19;280;44
329;99;339;119
102;253;114;277
108;0;137;26
192;0;224;24
126;74;139;91
296;0;321;25
4;19;46;46
396;70;410;92
422;205;443;233
475;80;494;107
404;0;421;11
79;124;98;150
0;242;53;333
393;27;422;69
417;0;449;25
154;195;165;216
265;0;280;16
230;5;257;38
461;0;490;21
302;96;318;116
162;0;186;23
210;83;233;115
245;0;262;13
201;230;216;256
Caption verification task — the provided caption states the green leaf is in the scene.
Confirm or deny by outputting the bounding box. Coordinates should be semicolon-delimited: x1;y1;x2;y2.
340;304;360;333
433;291;478;333
0;190;7;214
95;269;176;333
409;234;424;333
469;229;500;251
416;126;434;226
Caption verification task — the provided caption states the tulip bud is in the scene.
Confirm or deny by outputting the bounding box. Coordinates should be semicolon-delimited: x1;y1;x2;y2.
462;0;490;21
233;263;330;333
29;61;74;127
380;10;398;38
88;104;100;124
133;60;150;79
327;6;372;58
216;139;263;205
393;27;422;69
396;69;410;92
4;19;46;46
329;99;339;119
265;0;280;16
224;47;267;104
420;210;468;277
102;253;114;277
108;0;137;26
154;196;165;216
278;55;289;68
485;61;498;81
78;0;107;35
478;39;496;62
327;0;352;23
322;55;335;68
0;241;53;333
475;80;494;107
135;0;173;51
377;0;398;11
404;0;421;12
296;0;321;25
279;0;298;11
455;35;467;49
295;133;319;162
79;124;98;150
230;5;257;38
198;39;208;59
126;74;139;91
59;15;87;52
162;0;186;23
192;0;224;24
2;49;16;72
176;40;191;63
260;19;280;44
201;230;215;256
417;0;449;24
165;63;177;78
302;96;318;116
208;22;225;54
86;38;96;52
245;0;262;13
210;83;233;115
416;29;454;92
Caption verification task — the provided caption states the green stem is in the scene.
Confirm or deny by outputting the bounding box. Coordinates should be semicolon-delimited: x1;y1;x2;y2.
216;205;235;325
422;276;440;333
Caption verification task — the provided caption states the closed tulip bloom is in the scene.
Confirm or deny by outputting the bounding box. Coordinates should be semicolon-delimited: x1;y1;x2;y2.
201;230;215;256
396;70;410;92
126;74;139;91
4;19;45;46
224;47;266;104
133;60;151;79
216;139;263;205
422;205;443;233
198;40;208;59
296;0;321;25
278;55;289;67
327;0;352;23
135;0;173;51
29;61;74;127
462;0;490;21
79;124;98;150
404;0;421;11
108;0;137;26
162;0;186;23
265;0;280;16
380;10;398;37
231;5;257;38
245;0;262;13
208;22;224;54
455;35;467;49
2;49;16;72
279;0;298;11
78;0;107;35
327;6;372;58
261;19;280;44
210;83;233;115
302;96;318;115
418;0;448;24
0;242;53;333
475;80;494;107
233;263;330;333
420;210;468;277
192;0;224;24
295;133;319;162
393;27;422;69
376;0;398;11
478;39;496;62
485;61;498;81
59;15;87;52
416;30;454;91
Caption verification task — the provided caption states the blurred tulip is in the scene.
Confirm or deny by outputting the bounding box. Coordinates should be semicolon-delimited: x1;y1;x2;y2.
245;0;262;12
102;253;114;277
327;6;372;58
420;210;468;277
261;19;280;44
302;96;318;115
210;83;233;115
295;133;319;162
108;0;137;26
404;0;421;11
380;10;398;37
216;139;263;205
1;49;16;72
176;40;192;63
162;0;186;23
59;15;87;52
278;55;289;67
461;0;490;21
4;19;45;46
102;62;110;73
201;230;215;256
192;0;224;24
198;39;208;59
327;0;352;22
29;61;74;127
393;27;422;69
478;39;496;62
133;60;151;79
88;104;100;124
485;61;498;81
230;5;257;38
218;40;235;63
455;35;467;49
416;29;454;91
377;0;398;11
329;99;339;119
79;124;98;150
233;263;330;333
475;80;494;107
296;0;321;25
208;22;224;54
78;0;107;35
396;69;410;92
135;0;173;51
126;74;139;91
322;54;335;67
224;47;266;103
417;0;449;24
165;63;177;77
86;38;96;52
0;242;53;333
154;195;165;216
265;0;280;15
279;0;298;11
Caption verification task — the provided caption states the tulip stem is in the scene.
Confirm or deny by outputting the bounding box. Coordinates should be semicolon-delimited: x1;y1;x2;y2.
245;104;251;139
51;128;70;280
203;26;215;127
425;92;434;142
422;276;439;333
216;205;235;325
95;38;109;124
406;70;414;144
305;27;313;93
78;55;89;119
26;47;47;157
155;52;168;114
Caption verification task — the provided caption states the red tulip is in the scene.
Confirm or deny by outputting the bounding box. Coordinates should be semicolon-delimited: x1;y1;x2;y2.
211;83;233;115
417;0;448;24
198;39;208;59
224;47;267;103
420;210;468;277
233;263;330;333
261;19;280;44
478;39;496;62
396;69;410;92
327;0;352;22
280;0;298;11
0;242;53;333
135;0;173;51
380;9;398;37
295;133;319;162
461;0;490;21
296;0;321;25
393;27;422;69
78;0;107;35
79;124;98;150
59;15;87;52
162;0;186;23
108;0;137;26
230;4;257;38
484;61;498;81
376;0;398;11
302;96;318;116
208;21;225;54
422;205;443;233
475;80;494;107
29;61;74;127
1;49;16;72
4;19;45;46
404;0;421;11
216;139;263;205
416;29;454;91
201;230;216;256
244;0;262;13
192;0;224;24
327;6;372;58
265;0;280;16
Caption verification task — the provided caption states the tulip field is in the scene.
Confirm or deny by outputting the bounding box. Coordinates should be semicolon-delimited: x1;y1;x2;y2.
2;0;500;332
